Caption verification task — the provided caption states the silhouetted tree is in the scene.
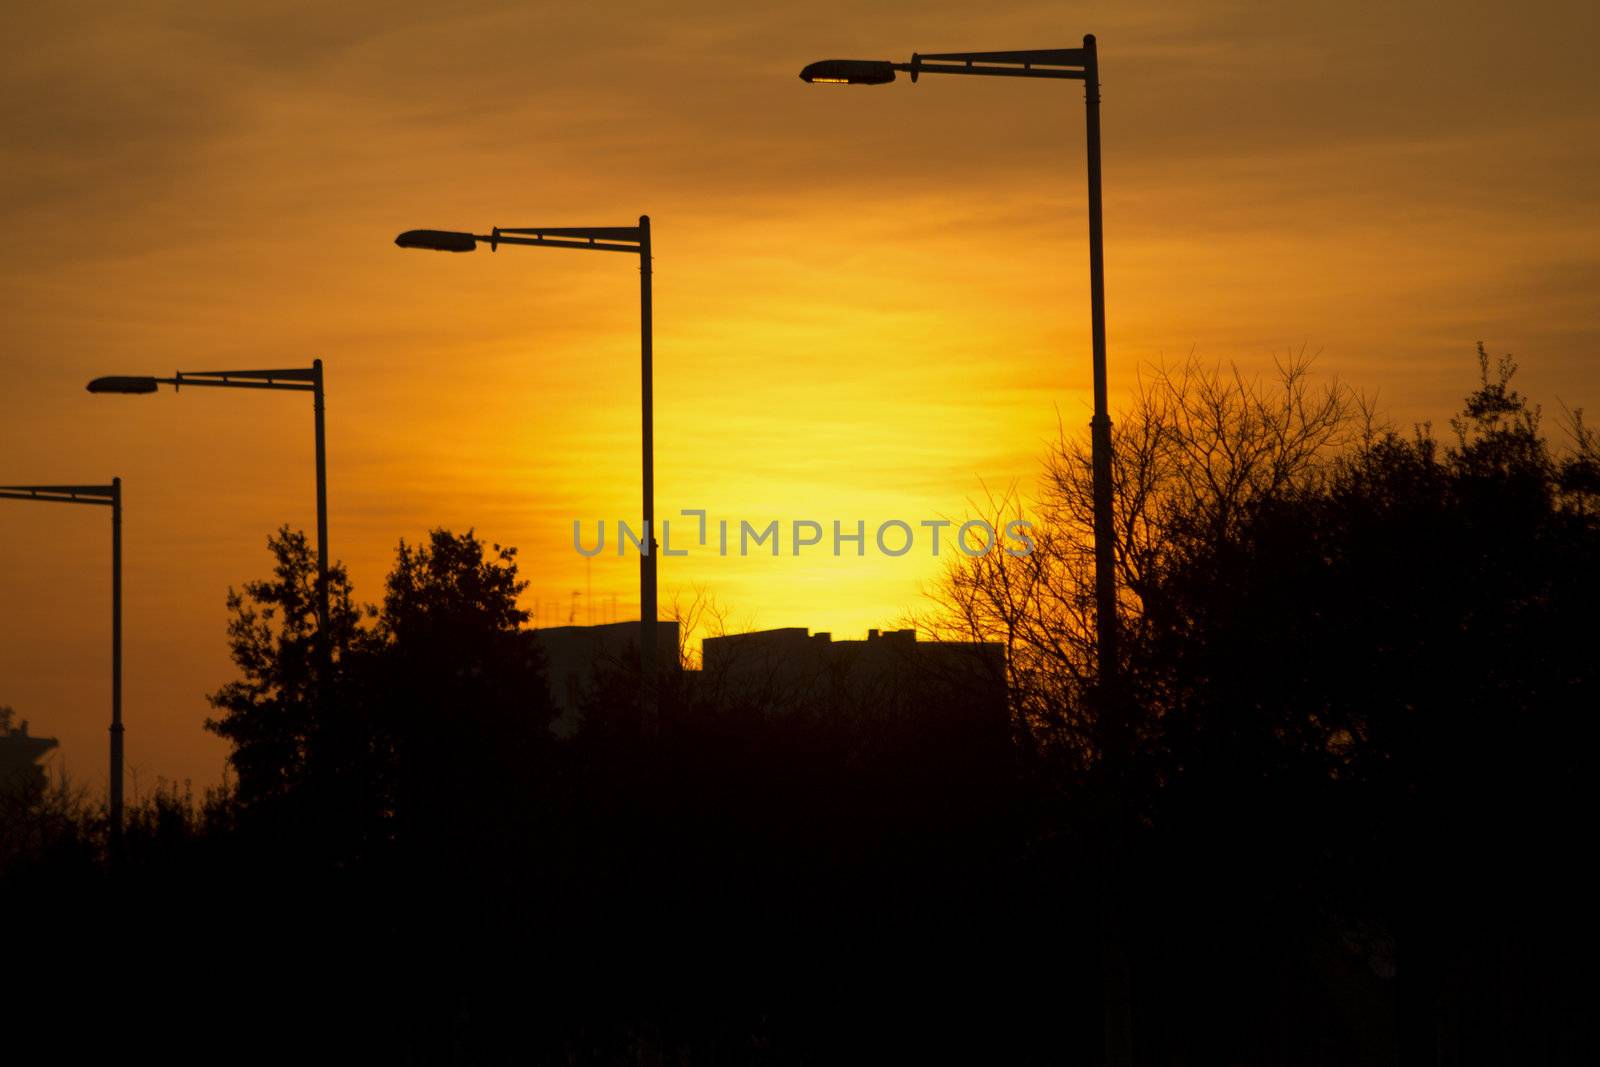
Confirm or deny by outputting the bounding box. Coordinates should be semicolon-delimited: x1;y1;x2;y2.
203;524;365;820
923;353;1367;780
927;346;1594;1063
372;529;556;880
204;526;555;879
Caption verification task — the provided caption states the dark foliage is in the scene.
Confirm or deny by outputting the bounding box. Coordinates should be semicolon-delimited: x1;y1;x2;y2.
6;348;1594;1064
1122;349;1596;1062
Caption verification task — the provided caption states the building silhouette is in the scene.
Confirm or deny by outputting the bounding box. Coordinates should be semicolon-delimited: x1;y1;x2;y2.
531;620;681;736
701;626;1004;714
0;714;58;799
532;623;1009;785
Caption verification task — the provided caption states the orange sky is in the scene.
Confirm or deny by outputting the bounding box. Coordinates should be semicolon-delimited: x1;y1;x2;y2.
2;0;1596;792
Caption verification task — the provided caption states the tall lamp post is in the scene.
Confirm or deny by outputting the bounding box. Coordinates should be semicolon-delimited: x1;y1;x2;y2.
800;38;1129;1065
87;364;330;642
800;38;1116;704
394;221;660;720
0;480;125;847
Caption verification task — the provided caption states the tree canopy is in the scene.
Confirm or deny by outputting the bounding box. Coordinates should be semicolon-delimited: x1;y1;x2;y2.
926;345;1597;1061
203;526;555;873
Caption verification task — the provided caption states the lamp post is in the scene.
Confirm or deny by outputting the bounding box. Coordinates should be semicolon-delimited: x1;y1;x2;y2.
800;38;1116;705
801;38;1130;1066
0;480;124;848
394;221;660;723
87;364;330;642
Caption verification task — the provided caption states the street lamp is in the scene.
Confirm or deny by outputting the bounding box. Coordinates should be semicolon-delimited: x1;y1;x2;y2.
0;480;125;848
801;37;1129;1066
394;219;661;721
86;364;330;642
799;41;1117;694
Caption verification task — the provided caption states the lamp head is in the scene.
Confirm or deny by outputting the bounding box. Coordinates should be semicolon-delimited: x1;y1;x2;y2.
86;376;159;395
798;59;897;85
395;229;480;252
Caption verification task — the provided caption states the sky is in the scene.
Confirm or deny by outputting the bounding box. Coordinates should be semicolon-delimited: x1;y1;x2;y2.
2;0;1596;792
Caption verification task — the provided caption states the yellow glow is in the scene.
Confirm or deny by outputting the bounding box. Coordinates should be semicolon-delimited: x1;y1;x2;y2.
1;1;1596;791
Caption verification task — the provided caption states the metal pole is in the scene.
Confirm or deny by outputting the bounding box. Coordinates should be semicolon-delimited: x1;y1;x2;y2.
1084;34;1116;691
1084;34;1132;1067
639;215;658;730
109;476;124;853
312;359;330;639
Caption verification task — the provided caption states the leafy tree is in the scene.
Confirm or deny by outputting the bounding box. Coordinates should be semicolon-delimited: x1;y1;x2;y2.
204;525;555;877
203;524;365;816
373;529;555;877
927;347;1595;1061
1163;353;1588;1058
